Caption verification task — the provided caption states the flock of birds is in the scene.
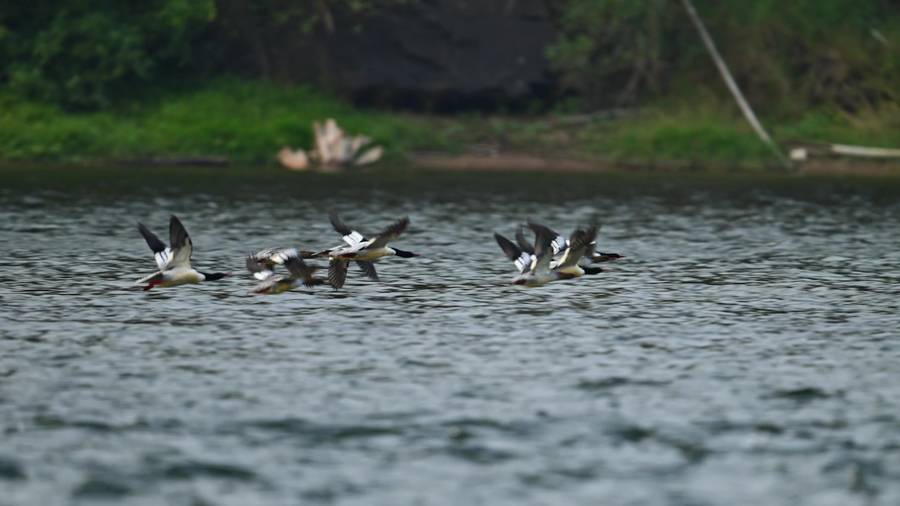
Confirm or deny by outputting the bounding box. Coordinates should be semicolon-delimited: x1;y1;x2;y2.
135;214;623;293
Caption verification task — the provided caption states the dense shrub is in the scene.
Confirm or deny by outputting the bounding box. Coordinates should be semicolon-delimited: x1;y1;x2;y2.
546;0;900;112
0;1;216;109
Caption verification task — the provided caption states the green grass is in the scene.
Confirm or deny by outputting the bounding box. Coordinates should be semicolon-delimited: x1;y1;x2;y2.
1;79;898;168
0;79;455;163
594;106;900;167
578;108;775;166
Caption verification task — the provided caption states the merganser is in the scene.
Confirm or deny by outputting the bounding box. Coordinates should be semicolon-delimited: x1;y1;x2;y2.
135;215;229;290
505;222;557;287
317;212;417;289
496;222;603;286
246;254;325;294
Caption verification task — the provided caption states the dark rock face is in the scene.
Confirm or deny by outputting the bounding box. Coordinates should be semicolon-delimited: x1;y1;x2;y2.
262;0;558;110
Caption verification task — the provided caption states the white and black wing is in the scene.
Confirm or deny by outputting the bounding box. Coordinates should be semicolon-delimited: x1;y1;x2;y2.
138;222;172;270
547;225;568;256
495;233;533;274
514;227;535;255
246;255;275;281
328;258;349;289
368;217;410;250
356;261;379;281
167;215;193;269
527;222;557;274
558;225;598;269
284;256;319;287
330;211;366;247
253;247;299;266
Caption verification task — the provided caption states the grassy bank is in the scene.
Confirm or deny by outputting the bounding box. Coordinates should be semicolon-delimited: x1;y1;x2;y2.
453;102;900;168
0;80;451;164
1;80;898;169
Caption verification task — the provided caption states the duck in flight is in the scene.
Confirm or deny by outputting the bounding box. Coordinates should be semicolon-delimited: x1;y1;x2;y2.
495;221;603;286
246;247;316;280
135;215;229;290
515;224;622;264
316;212;417;289
246;254;326;294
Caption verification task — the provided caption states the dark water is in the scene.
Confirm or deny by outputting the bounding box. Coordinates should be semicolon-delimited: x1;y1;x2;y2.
1;166;899;505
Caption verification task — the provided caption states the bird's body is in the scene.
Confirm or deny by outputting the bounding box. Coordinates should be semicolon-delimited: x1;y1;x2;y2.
246;247;318;280
136;267;205;288
497;221;605;286
318;212;417;288
135;216;229;290
246;254;325;294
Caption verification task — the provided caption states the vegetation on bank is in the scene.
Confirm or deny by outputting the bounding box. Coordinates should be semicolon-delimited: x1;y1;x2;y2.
547;0;899;113
2;80;898;167
0;80;449;163
1;1;898;168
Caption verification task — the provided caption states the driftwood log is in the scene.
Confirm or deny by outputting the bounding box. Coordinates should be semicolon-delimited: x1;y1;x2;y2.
790;143;900;162
278;118;383;171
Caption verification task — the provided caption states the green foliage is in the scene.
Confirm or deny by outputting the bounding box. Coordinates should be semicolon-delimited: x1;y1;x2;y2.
0;79;451;162
580;108;776;164
2;0;215;109
576;104;900;166
547;0;900;112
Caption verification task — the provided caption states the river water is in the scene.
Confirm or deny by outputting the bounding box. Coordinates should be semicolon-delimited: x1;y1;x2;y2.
1;166;899;505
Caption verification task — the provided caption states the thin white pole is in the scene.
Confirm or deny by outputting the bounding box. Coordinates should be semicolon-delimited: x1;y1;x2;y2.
680;0;792;169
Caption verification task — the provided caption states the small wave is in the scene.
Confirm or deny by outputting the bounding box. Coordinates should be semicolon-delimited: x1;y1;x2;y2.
441;444;517;464
72;477;132;498
161;460;259;481
0;456;26;480
577;376;669;391
769;386;838;402
235;417;403;441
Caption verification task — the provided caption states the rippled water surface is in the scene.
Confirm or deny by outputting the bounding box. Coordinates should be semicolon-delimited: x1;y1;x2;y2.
2;166;899;505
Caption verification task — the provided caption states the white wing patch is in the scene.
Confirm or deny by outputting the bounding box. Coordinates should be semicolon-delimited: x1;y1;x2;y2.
514;252;534;274
253;270;275;281
268;248;298;265
551;235;568;255
154;248;172;270
342;231;365;247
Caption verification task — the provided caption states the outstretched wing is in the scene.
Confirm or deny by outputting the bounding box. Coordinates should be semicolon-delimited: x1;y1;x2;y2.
368;217;410;249
495;233;534;274
356;261;379;281
252;247;299;266
514;227;535;255
328;258;349;289
167;215;193;269
138;222;172;270
246;255;275;281
284;256;319;287
527;221;556;274
558;225;598;269
330;211;366;247
546;225;568;255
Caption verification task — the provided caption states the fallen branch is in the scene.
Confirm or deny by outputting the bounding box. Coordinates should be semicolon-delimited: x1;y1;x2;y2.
681;0;791;170
790;142;900;162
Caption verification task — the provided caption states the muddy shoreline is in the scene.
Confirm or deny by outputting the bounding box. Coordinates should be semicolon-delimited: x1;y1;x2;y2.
3;151;899;177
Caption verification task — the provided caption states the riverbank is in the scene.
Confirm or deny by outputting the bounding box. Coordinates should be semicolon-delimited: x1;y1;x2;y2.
2;80;898;171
